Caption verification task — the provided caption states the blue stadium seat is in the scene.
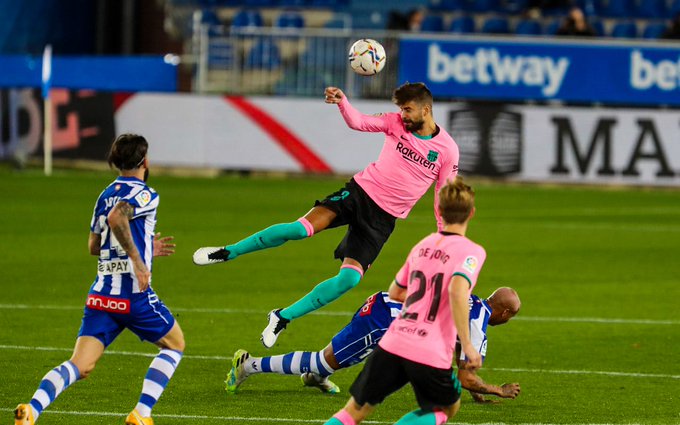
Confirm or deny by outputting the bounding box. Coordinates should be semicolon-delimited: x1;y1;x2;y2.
671;0;680;16
504;0;530;14
515;19;542;35
309;0;348;8
421;15;445;32
275;12;305;29
610;21;638;38
642;22;667;39
545;18;561;35
231;9;264;29
200;9;224;36
279;0;308;6
635;0;667;19
481;16;510;34
600;0;635;18
589;18;605;36
243;0;276;6
246;38;281;69
449;15;475;33
429;0;465;12
323;17;350;28
468;0;500;13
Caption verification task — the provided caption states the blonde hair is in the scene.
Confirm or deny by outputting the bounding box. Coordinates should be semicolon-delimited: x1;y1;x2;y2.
438;176;475;225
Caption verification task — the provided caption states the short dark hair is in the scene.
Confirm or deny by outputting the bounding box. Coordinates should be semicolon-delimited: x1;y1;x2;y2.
392;82;433;107
107;134;148;170
438;176;475;225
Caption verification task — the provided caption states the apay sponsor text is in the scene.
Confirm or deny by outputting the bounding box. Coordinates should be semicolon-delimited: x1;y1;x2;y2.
427;44;569;97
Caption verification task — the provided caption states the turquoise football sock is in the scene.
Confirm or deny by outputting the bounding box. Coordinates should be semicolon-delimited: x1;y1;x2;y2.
394;410;438;425
280;267;362;321
226;220;310;259
323;418;344;425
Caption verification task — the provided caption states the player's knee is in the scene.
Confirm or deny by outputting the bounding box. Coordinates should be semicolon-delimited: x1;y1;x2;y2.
443;399;461;419
336;267;362;292
71;360;95;379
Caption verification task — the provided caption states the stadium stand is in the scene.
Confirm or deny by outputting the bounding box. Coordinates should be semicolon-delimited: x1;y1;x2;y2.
642;21;667;39
515;19;542;35
449;15;475;33
610;20;637;38
481;16;510;34
421;14;445;32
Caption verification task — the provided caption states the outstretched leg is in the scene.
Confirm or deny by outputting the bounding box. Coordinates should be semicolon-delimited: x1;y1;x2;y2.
225;348;340;394
15;336;102;424
193;207;336;265
261;260;363;348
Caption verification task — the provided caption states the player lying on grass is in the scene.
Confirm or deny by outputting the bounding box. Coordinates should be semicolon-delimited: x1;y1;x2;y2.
194;82;460;350
14;134;184;425
225;283;521;402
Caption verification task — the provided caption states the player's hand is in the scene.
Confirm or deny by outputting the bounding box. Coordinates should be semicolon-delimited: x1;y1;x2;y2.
471;392;500;404
153;232;176;257
462;346;482;371
324;87;344;104
133;260;151;291
500;383;521;399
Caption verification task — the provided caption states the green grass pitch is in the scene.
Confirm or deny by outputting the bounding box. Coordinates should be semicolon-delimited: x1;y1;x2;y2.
0;167;678;424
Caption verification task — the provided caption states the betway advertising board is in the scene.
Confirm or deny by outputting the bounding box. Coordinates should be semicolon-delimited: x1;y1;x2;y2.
399;37;680;106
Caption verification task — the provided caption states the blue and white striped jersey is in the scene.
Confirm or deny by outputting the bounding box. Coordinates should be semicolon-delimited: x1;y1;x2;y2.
88;176;159;298
459;294;492;363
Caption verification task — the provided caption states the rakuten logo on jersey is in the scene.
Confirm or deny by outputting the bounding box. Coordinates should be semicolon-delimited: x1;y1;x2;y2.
396;142;436;171
427;44;569;97
86;294;130;314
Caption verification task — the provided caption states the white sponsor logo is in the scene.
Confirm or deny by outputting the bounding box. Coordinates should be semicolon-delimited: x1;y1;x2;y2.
427;44;569;97
135;190;151;207
630;50;680;91
86;294;130;313
98;259;130;275
462;256;478;274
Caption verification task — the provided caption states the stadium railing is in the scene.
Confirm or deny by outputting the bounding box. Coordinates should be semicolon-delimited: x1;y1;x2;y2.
193;24;400;99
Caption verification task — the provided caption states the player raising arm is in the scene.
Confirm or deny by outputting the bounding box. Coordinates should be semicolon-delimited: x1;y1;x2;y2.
194;82;459;349
323;177;483;425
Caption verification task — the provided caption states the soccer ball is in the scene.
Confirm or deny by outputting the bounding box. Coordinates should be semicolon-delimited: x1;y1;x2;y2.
348;39;386;76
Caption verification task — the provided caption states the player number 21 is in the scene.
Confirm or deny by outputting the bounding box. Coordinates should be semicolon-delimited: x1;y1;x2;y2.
400;270;444;323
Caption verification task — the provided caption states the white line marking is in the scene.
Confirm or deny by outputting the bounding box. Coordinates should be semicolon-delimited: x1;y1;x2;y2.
0;408;652;425
1;344;678;380
0;304;676;325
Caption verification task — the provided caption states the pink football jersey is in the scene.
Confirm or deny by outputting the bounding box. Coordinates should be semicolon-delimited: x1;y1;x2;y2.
379;232;486;369
337;97;459;230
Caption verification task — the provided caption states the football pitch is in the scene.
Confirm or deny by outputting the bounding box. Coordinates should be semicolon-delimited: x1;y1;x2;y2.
1;167;678;425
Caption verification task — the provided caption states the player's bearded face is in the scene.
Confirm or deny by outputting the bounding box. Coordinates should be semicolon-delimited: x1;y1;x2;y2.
400;101;426;132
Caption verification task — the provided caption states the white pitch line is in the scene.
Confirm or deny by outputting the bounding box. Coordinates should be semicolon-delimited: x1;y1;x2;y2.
0;408;652;425
0;304;677;325
1;344;678;380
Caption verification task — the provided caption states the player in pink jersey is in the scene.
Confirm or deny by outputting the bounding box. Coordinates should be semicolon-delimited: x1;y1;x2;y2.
324;177;483;425
193;83;460;349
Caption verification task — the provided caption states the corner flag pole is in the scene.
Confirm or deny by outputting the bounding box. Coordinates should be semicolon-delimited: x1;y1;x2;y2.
42;45;53;176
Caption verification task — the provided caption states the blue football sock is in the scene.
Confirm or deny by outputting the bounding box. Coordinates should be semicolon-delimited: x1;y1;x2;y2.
280;267;362;321
29;361;80;420
135;349;183;417
246;350;334;377
226;221;309;259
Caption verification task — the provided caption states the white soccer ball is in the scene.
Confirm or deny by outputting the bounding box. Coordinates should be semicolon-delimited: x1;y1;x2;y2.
348;39;386;76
